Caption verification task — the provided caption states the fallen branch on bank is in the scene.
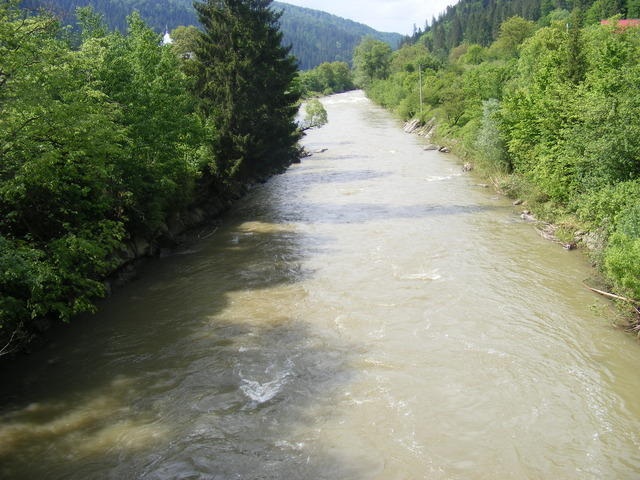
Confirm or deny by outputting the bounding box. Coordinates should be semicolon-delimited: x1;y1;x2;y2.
534;224;577;250
583;284;640;307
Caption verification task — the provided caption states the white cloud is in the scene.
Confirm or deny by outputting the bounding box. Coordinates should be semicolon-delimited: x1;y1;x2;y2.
280;0;458;34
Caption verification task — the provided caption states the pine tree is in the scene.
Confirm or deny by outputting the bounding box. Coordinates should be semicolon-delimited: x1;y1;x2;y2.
193;0;301;181
448;16;463;48
566;8;586;83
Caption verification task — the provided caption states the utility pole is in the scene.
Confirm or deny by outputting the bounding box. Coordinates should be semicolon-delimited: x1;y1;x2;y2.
418;64;423;117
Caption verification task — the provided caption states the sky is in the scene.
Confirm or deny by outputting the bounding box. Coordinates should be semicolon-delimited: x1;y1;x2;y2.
280;0;459;35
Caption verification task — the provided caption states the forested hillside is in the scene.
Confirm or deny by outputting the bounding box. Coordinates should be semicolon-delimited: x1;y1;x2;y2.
357;1;640;320
405;0;640;56
273;2;401;69
22;0;402;69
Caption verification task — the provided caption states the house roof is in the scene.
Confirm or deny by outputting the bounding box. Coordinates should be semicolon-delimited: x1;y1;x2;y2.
600;19;640;27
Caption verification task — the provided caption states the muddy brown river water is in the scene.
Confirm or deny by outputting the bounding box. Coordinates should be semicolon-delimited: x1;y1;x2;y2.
1;90;640;479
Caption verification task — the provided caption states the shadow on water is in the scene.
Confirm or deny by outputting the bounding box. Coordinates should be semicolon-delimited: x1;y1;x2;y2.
275;202;501;225
285;168;390;185
0;214;370;478
0;151;501;479
292;157;373;171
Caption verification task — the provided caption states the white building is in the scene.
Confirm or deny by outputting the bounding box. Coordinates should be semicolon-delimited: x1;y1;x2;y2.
162;27;173;46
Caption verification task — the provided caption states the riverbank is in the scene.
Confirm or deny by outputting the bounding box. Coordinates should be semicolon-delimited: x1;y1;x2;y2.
402;116;640;333
0;167;292;359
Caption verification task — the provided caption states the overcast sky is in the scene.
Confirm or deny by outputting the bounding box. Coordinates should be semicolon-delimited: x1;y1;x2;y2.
280;0;458;35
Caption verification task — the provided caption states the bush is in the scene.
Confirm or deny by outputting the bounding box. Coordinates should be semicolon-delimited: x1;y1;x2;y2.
604;232;640;298
574;180;640;231
475;99;509;173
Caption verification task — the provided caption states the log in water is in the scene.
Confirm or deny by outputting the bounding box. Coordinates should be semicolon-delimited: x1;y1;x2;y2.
1;91;639;479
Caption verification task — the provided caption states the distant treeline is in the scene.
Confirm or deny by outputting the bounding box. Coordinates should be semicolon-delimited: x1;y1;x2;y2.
0;0;301;354
22;0;403;69
356;8;640;309
299;61;355;96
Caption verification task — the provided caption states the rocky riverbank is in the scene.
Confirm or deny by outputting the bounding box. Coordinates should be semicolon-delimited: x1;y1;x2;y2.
403;117;639;330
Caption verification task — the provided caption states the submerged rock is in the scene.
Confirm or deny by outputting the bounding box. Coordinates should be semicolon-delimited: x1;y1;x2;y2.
521;210;536;222
403;119;422;133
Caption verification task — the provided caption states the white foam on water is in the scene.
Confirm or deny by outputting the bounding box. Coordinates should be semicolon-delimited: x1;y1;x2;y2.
424;173;462;182
239;362;294;404
398;270;442;281
322;93;368;105
274;440;306;451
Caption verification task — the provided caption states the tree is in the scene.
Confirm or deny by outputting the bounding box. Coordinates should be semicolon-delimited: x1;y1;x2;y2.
585;0;625;24
301;99;328;130
566;8;586;83
0;1;126;338
463;44;486;64
316;62;336;93
1;3;207;352
330;61;354;92
448;16;463;49
170;25;200;57
628;0;640;17
194;0;301;180
491;16;537;57
353;36;392;87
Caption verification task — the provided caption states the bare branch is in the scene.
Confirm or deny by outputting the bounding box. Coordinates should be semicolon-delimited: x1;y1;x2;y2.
0;324;22;357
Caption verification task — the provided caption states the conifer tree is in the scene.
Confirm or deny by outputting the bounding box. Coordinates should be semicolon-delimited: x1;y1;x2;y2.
193;0;301;181
567;7;587;83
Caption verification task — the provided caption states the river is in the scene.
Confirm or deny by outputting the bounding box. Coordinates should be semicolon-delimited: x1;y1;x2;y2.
1;90;640;479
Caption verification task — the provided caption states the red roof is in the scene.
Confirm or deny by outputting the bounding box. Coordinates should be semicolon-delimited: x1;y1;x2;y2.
600;19;640;27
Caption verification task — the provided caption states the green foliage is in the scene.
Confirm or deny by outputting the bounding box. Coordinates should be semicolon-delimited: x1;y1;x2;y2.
302;99;328;130
538;9;571;27
170;24;199;76
1;0;308;351
476;99;509;172
170;24;199;57
0;1;128;347
461;44;487;64
629;0;640;17
414;0;634;58
353;37;393;87
369;9;640;301
271;2;401;70
194;0;301;180
491;16;537;58
604;233;640;298
299;61;354;96
585;0;625;24
23;0;402;70
87;12;203;234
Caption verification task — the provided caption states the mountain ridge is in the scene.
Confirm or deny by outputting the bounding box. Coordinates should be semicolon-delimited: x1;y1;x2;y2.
23;0;403;69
